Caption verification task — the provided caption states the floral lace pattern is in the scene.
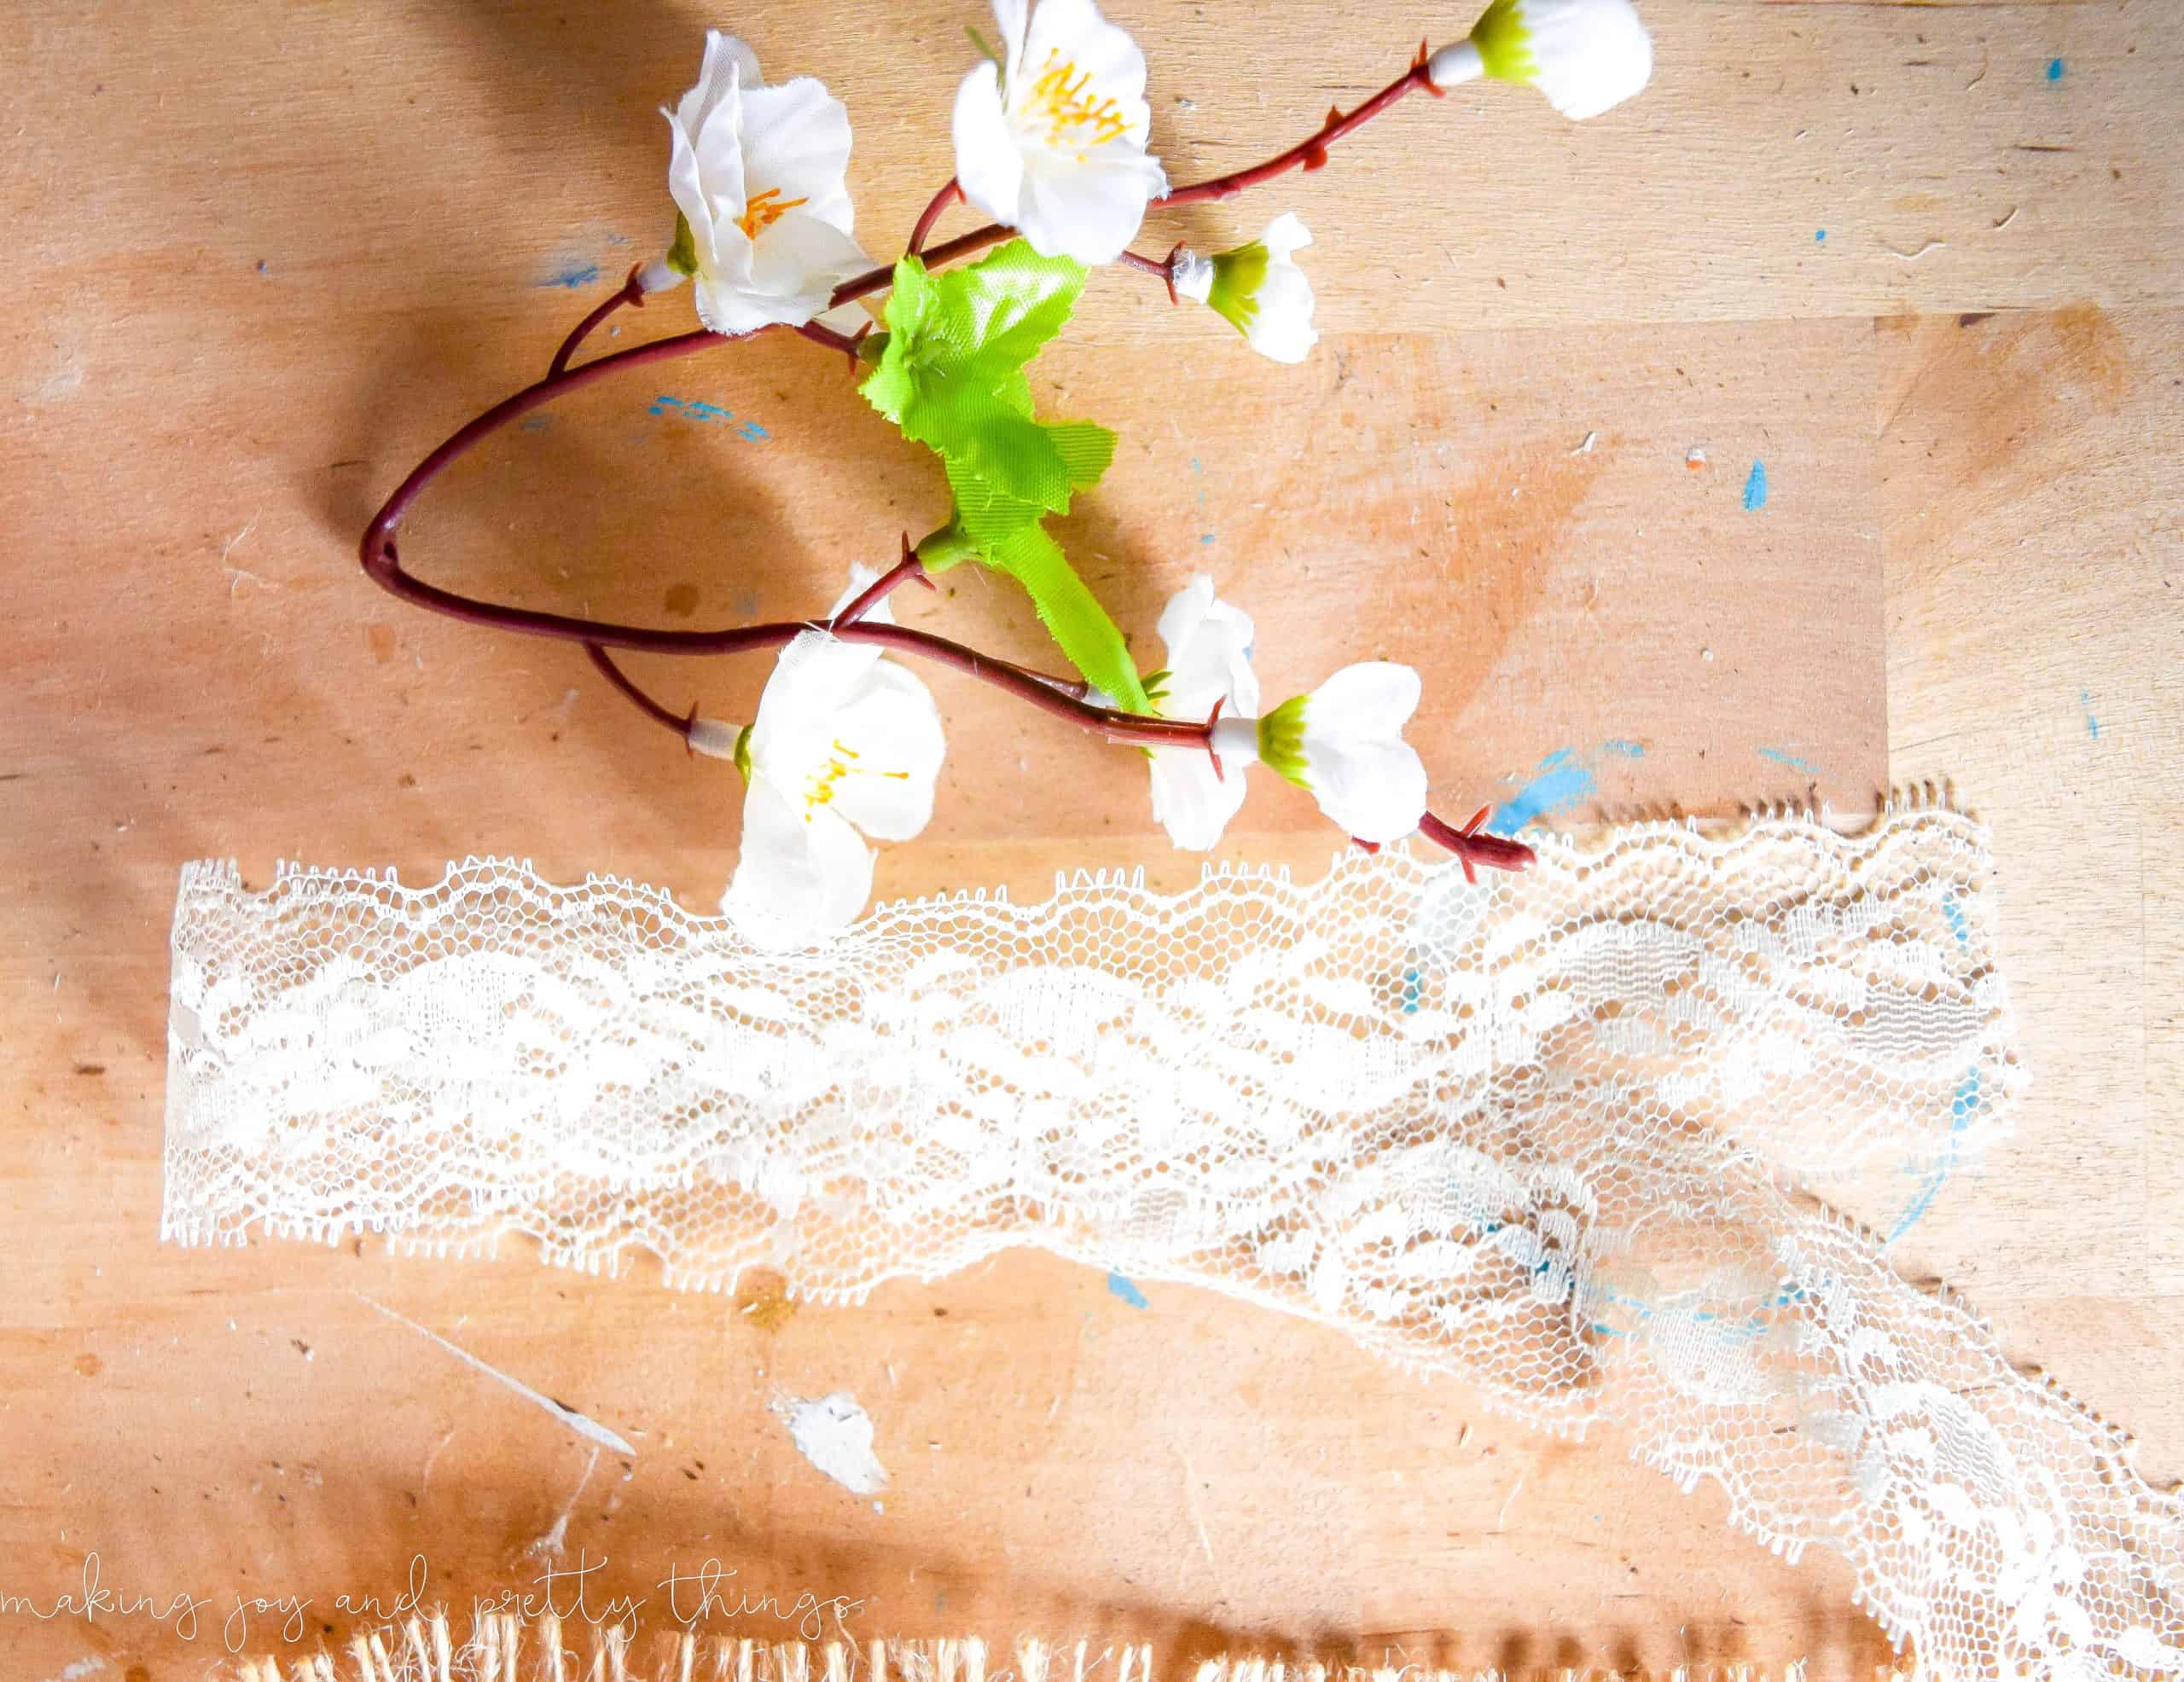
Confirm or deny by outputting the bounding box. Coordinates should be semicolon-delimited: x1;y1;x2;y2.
163;803;2180;1679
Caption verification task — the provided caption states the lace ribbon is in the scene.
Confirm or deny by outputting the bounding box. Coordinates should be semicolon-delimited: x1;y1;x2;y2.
162;803;2182;1679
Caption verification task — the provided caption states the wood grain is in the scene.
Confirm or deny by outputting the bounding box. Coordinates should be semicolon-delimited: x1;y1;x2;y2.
0;1;2177;1678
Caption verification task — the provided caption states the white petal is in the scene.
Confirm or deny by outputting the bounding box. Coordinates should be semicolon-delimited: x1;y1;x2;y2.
1260;212;1312;262
1242;263;1318;363
694;266;810;334
1156;576;1259;719
822;664;947;841
691;72;753;234
1014;150;1163;264
746;629;886;768
1147;745;1249;852
1304;661;1421;741
723;777;875;948
1155;576;1214;642
992;0;1031;72
738;77;857;235
676;31;759;136
1509;0;1653;120
953;61;1025;228
742;211;871;311
1305;737;1428;843
1235;213;1316;362
664;111;729;271
1295;661;1427;842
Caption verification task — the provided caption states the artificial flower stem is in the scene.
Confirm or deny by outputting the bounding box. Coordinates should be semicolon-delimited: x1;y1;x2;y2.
831;546;935;624
1419;806;1537;882
370;523;1213;751
584;642;694;742
357;325;1159;743
548;265;650;380
1116;247;1173;281
830;221;1014;307
906;178;964;257
1160;57;1435;206
828;51;1438;310
363;326;751;552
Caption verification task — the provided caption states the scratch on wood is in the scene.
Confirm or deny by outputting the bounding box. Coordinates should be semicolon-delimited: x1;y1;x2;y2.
356;1293;636;1457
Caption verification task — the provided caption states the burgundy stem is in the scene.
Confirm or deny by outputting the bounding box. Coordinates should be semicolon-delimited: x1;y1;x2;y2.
826;55;1436;310
831;548;934;625
586;643;692;740
549;265;649;380
905;177;963;257
1161;61;1436;206
1419;809;1537;878
359;44;1502;812
364;530;1208;750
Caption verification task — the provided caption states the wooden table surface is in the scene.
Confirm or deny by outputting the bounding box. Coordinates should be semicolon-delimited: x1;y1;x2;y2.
3;1;2177;1677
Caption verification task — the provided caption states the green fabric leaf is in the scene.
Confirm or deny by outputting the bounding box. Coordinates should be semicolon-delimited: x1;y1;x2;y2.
862;237;1141;708
979;519;1150;716
862;242;1110;514
938;454;1145;711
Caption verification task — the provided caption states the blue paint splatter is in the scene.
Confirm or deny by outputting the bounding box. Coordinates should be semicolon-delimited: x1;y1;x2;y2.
518;415;553;434
1815;229;1827;242
1401;966;1422;1013
2047;57;2065;82
1490;748;1596;834
1743;460;1769;512
539;263;601;290
1887;1070;1982;1243
1941;892;1970;949
649;396;768;441
2080;687;2100;739
1106;1271;1149;1309
1757;746;1822;775
1598;740;1646;759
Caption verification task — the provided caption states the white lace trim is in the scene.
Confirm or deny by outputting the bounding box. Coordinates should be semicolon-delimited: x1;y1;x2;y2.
163;803;2182;1679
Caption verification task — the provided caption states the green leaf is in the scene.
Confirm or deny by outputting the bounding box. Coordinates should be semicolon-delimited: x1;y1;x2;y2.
979;520;1150;716
860;238;1141;709
862;241;1108;514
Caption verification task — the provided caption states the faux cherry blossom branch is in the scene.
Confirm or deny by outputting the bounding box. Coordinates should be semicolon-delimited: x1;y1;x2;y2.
357;32;1480;746
357;0;1654;941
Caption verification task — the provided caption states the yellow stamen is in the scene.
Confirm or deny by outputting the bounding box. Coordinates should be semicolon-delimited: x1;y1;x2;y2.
1025;50;1129;151
802;740;907;813
737;186;809;241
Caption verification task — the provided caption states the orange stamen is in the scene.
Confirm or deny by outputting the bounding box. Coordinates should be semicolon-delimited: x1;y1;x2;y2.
737;186;809;241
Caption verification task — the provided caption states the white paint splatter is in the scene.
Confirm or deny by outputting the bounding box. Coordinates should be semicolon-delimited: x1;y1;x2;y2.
1570;430;1599;456
355;1294;636;1458
55;1660;110;1681
778;1392;887;1495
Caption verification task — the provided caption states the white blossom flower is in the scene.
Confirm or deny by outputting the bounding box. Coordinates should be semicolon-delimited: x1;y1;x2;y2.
1143;577;1260;850
1224;662;1429;844
1428;0;1653;122
1170;213;1319;364
951;0;1168;264
659;31;874;335
705;570;945;947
